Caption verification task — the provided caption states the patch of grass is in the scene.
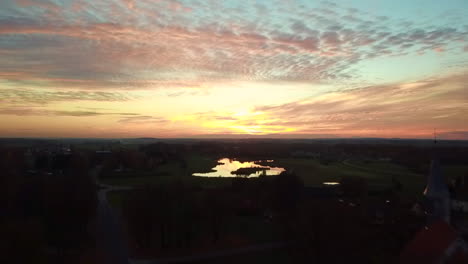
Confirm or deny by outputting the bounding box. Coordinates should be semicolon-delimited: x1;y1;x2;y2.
443;165;468;181
270;158;373;186
270;158;426;197
107;190;130;208
187;155;219;173
343;159;425;196
156;161;187;177
350;160;417;175
100;155;229;187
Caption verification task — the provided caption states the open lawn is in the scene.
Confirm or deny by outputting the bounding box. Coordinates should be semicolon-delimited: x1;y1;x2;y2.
443;165;468;181
270;158;426;197
101;155;224;187
347;160;419;176
106;190;129;208
342;159;425;195
101;155;465;197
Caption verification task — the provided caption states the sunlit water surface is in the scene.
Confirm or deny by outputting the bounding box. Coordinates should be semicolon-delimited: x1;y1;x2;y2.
323;182;340;185
193;158;285;177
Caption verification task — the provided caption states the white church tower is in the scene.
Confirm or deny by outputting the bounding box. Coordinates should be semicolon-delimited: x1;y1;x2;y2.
424;136;450;224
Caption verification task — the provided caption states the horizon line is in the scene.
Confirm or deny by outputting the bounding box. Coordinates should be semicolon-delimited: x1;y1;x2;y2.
1;136;467;141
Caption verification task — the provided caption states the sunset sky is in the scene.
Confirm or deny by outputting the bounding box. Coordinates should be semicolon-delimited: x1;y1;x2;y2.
1;0;467;139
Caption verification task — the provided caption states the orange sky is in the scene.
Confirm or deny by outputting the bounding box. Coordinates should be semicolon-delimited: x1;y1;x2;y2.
1;0;467;139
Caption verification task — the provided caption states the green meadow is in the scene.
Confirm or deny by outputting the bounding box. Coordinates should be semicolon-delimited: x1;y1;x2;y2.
102;155;468;199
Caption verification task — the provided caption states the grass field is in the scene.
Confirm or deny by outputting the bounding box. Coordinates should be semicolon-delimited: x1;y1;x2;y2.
268;158;426;197
106;190;129;208
102;155;426;192
443;165;468;181
341;159;425;196
101;154;224;187
102;154;466;198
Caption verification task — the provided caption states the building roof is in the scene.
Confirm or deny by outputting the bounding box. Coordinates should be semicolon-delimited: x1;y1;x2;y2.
400;220;468;264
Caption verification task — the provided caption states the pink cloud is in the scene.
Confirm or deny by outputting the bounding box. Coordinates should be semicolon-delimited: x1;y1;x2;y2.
250;73;468;138
321;31;341;47
122;0;135;9
1;0;467;89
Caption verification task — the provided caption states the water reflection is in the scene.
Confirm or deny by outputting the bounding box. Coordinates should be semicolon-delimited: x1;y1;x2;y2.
193;158;285;177
323;182;340;185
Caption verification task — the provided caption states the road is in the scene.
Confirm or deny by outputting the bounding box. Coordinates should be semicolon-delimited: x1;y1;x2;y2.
93;166;133;264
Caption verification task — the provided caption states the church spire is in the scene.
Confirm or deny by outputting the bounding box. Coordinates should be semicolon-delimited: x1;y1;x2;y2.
424;130;450;223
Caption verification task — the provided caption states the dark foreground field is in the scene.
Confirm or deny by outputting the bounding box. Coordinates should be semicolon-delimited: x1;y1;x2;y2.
1;138;467;263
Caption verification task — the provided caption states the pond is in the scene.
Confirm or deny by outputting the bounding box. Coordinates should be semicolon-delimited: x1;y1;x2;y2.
193;158;286;177
323;182;340;185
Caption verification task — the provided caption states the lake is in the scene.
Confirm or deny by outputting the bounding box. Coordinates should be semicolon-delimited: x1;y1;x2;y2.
193;158;286;177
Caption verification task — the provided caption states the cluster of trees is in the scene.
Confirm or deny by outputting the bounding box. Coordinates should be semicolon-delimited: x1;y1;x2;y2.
278;178;423;264
122;172;305;254
95;143;190;179
123;182;233;251
97;149;149;174
0;147;97;263
120;168;424;262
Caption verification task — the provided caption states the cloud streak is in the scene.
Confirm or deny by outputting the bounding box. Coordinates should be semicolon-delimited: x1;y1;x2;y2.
0;107;138;117
118;115;169;124
0;88;131;104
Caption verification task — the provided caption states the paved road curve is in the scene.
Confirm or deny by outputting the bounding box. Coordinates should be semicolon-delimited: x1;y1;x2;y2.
93;165;133;264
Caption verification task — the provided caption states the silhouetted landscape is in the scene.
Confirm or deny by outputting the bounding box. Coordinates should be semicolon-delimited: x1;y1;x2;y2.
1;137;467;263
